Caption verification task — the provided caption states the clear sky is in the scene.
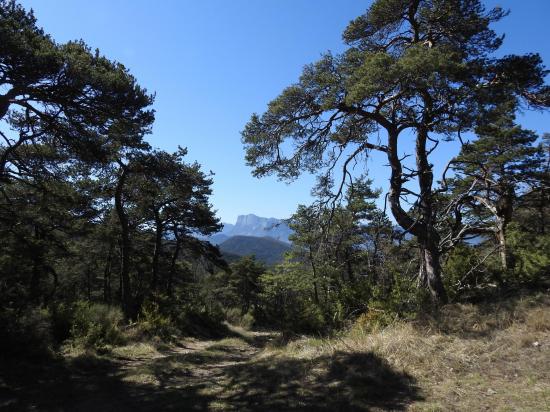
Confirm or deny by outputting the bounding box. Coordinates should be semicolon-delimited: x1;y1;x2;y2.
19;0;550;223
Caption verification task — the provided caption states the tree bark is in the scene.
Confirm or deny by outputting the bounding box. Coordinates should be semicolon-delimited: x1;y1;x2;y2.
495;188;514;271
103;243;113;304
29;225;43;303
0;94;11;121
151;211;163;291
114;165;133;319
386;127;448;304
418;237;447;303
344;248;355;282
415;126;448;304
308;245;320;304
168;232;181;296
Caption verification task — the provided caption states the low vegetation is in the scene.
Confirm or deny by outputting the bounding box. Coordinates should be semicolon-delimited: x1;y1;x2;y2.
267;293;550;411
1;292;547;411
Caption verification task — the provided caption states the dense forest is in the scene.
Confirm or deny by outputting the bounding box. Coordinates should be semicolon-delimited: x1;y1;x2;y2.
1;0;549;410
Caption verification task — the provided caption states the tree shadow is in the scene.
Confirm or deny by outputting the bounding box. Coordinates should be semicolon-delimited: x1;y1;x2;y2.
219;351;422;411
0;353;214;412
1;344;421;411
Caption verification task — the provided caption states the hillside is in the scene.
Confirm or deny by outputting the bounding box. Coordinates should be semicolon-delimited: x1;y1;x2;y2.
205;214;293;245
219;235;291;266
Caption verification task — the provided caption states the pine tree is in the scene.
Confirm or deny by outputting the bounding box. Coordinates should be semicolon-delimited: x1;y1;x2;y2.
242;0;548;303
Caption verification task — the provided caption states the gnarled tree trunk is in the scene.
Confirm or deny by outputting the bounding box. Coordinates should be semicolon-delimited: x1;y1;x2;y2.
387;127;448;304
418;236;447;303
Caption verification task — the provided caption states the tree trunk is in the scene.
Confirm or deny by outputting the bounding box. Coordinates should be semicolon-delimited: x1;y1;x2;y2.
344;248;355;282
539;188;546;235
114;165;133;319
151;211;163;291
168;235;181;296
87;269;92;301
0;94;10;122
386;127;448;304
418;237;448;304
496;222;509;271
103;243;113;303
29;225;43;303
308;245;320;304
415;126;448;304
496;189;514;271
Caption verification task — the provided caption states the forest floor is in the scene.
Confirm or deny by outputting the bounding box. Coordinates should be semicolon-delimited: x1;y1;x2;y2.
1;292;549;411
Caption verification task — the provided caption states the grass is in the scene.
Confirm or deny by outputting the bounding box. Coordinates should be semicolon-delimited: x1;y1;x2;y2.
110;342;160;360
264;292;550;411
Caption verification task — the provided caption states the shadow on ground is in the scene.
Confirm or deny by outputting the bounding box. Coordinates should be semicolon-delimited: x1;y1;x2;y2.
219;351;421;411
1;340;421;411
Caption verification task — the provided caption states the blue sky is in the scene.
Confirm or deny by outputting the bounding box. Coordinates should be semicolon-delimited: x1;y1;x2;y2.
20;0;550;223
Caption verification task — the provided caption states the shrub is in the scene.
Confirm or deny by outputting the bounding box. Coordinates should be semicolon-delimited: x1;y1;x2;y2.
255;269;326;334
508;227;550;284
136;300;178;341
443;244;488;300
50;302;75;343
224;307;255;329
352;309;397;333
70;302;125;348
0;306;53;357
370;268;430;317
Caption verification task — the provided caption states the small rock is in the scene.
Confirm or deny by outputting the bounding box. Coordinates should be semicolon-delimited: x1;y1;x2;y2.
486;388;497;396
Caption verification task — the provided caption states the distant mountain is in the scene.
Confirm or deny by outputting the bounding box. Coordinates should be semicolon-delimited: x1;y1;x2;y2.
205;214;293;244
207;233;230;245
219;235;291;266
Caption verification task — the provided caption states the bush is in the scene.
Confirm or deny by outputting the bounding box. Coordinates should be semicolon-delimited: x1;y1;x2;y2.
224;307;255;329
332;279;373;324
508;227;550;284
136;292;227;340
50;302;75;343
175;305;228;338
254;269;326;334
0;306;53;357
443;244;488;300
352;309;397;333
136;300;179;341
70;302;125;348
370;268;430;317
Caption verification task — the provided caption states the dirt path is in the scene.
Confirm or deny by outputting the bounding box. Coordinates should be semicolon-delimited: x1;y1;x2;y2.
1;328;419;411
1;330;282;412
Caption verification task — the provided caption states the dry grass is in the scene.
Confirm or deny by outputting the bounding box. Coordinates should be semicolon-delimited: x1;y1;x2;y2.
110;342;160;360
263;293;550;411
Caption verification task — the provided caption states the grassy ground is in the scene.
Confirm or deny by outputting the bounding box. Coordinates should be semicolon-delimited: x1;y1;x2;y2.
267;292;550;411
0;293;548;411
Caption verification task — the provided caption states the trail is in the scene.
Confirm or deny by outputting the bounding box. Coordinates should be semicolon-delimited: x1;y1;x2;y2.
2;328;419;411
1;330;282;412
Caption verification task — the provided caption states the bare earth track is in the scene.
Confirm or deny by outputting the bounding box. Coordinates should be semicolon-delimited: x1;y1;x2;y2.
0;328;419;411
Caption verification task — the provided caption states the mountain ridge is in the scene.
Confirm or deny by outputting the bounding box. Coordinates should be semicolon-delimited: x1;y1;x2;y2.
218;235;291;266
206;213;293;244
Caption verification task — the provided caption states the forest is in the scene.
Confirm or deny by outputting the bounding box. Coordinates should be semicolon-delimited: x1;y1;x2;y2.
1;0;549;410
